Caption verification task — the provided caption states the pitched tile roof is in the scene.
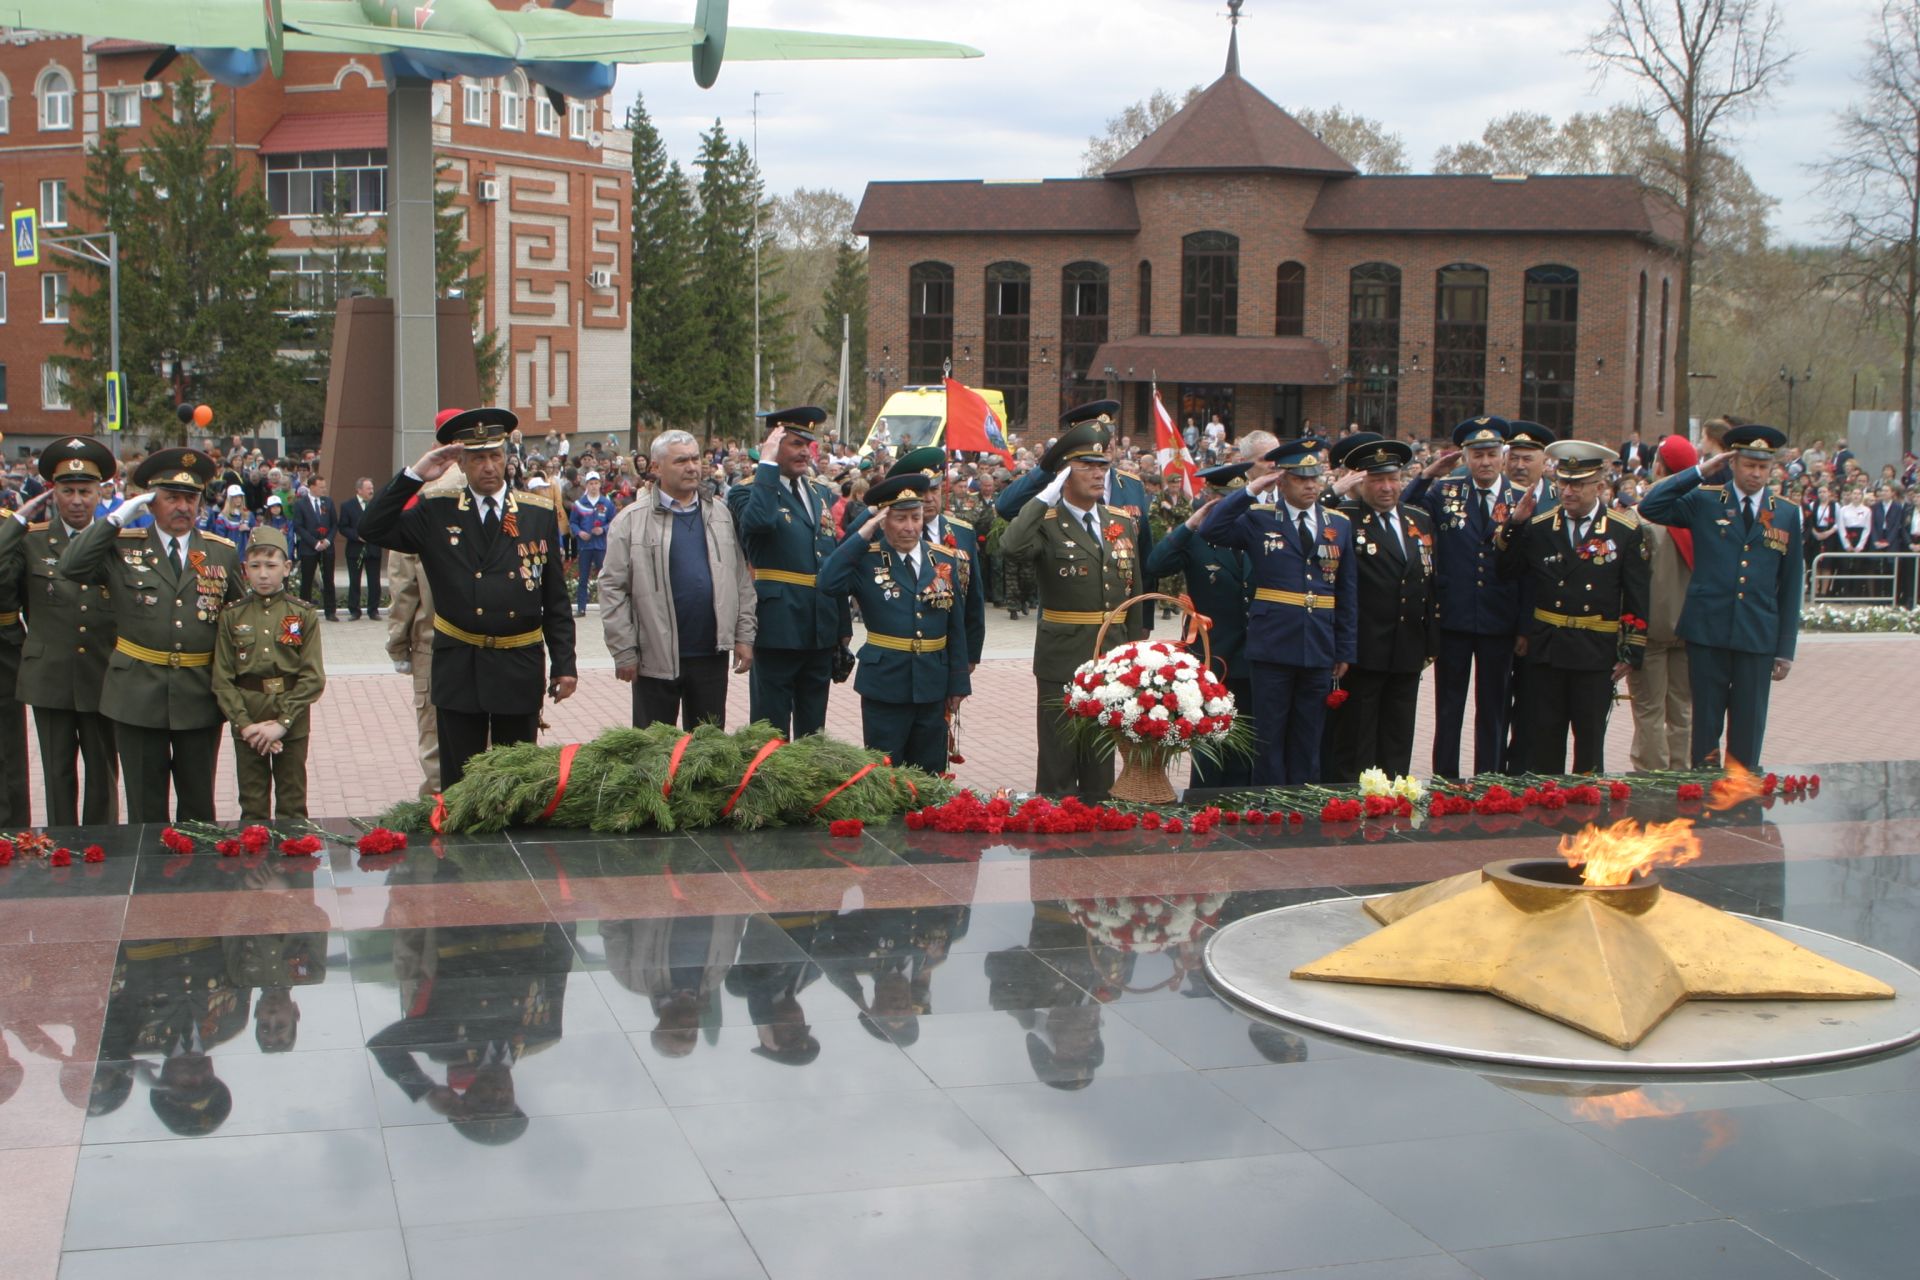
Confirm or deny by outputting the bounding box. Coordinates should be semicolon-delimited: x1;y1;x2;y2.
259;112;388;155
1307;175;1684;245
854;180;1139;236
1089;336;1340;387
1105;72;1356;179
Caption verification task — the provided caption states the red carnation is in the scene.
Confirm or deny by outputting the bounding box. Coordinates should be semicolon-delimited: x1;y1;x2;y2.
828;819;864;838
215;838;243;857
241;825;271;853
1164;818;1184;834
279;834;324;857
49;847;72;868
159;827;194;856
1325;688;1349;709
1243;810;1265;825
1677;783;1704;802
83;845;106;864
1609;781;1632;801
356;828;409;856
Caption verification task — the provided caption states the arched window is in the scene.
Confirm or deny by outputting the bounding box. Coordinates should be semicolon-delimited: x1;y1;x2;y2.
1522;265;1579;433
1431;264;1488;430
906;261;953;384
1656;277;1671;413
37;67;73;131
1181;231;1238;335
984;261;1032;430
1347;263;1401;434
1274;261;1306;337
499;72;527;131
1137;260;1152;336
0;74;12;134
1633;271;1648;432
1061;261;1109;419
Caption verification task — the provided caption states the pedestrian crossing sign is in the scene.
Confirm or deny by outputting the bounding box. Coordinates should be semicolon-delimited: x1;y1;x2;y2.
11;209;38;267
105;372;123;432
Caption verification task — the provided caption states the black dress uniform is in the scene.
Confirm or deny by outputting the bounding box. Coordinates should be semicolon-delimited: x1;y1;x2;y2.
0;504;27;827
1500;420;1560;774
359;408;577;791
59;449;246;823
1497;442;1650;774
1330;440;1438;782
817;474;971;775
727;406;849;740
0;436;121;825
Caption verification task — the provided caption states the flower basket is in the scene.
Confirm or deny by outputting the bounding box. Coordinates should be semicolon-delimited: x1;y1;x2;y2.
1059;593;1253;805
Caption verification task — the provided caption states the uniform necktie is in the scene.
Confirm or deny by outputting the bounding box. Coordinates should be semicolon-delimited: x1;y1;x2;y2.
1385;512;1404;556
1571;517;1589;550
1084;512;1102;555
1298;511;1312;551
1742;497;1755;532
481;497;498;530
791;477;809;522
169;538;185;577
1480;488;1494;521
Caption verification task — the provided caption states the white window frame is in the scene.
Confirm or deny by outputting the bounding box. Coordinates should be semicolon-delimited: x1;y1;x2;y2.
462;78;489;126
568;100;590;140
103;84;140;129
0;362;9;410
38;67;73;131
0;74;12;134
41;362;71;411
39;178;66;229
0;271;8;323
41;272;68;323
499;74;525;131
535;95;559;137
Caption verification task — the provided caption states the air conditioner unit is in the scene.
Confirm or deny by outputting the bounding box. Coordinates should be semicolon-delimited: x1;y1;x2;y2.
587;268;614;290
139;82;164;99
477;178;500;203
586;130;604;149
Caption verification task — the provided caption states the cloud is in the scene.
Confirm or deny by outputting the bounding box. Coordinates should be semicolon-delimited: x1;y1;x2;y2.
612;0;1877;243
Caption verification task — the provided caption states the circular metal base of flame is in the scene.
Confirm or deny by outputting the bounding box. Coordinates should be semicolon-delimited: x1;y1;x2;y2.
1204;897;1920;1073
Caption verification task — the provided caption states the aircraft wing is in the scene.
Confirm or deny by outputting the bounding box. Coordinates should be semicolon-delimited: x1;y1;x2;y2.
0;0;259;46
493;12;979;65
707;28;982;64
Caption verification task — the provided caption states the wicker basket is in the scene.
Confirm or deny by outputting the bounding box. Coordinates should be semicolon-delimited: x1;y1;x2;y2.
1093;593;1214;806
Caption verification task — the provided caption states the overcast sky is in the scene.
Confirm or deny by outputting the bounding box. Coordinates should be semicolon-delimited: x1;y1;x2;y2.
611;0;1876;245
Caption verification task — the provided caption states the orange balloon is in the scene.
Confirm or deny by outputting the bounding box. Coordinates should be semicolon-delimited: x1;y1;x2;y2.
192;404;214;428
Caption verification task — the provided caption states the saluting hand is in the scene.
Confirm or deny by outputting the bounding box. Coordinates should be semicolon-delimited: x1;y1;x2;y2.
11;487;54;521
860;511;885;538
108;490;156;527
1422;449;1462;479
1509;491;1537;525
1699;451;1733;481
761;424;787;457
412;442;466;483
1184;497;1220;530
1246;471;1283;497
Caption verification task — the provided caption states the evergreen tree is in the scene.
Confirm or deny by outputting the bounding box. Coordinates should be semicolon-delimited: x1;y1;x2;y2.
628;95;705;430
280;190;381;438
691;121;758;437
60;75;286;443
742;146;796;408
814;239;869;430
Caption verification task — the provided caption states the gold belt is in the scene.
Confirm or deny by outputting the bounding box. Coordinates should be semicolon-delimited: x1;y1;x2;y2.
1533;608;1620;634
865;632;946;653
116;637;213;668
433;616;545;650
0;611;16;626
1041;608;1129;625
754;569;817;587
1254;588;1335;609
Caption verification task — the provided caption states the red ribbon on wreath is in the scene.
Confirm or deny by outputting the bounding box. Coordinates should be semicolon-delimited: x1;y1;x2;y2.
430;792;447;834
537;743;581;822
720;738;787;818
811;757;888;814
662;732;695;798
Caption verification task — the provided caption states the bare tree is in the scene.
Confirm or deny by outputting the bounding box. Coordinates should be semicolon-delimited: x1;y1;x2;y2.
1820;0;1920;446
1587;0;1795;431
1080;87;1203;175
1291;105;1409;174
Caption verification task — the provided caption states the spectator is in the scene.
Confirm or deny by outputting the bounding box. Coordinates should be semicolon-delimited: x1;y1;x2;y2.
201;485;257;558
1838;486;1872;599
569;472;614;617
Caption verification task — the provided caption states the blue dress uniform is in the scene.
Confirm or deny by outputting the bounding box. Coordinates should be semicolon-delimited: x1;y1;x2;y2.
1146;463;1255;789
1200;440;1357;785
818;475;971;775
1638;424;1803;770
1500;421;1559;773
1403;416;1525;779
727;406;850;740
853;447;988;667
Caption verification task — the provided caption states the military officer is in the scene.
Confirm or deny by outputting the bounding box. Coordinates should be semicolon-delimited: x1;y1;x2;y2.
999;413;1146;799
1497;441;1649;774
59;448;245;823
0;516;23;826
211;528;326;821
998;401;1155;635
0;436;121;825
1403;416;1526;779
728;406;850;740
1200;438;1357;785
359;407;577;790
1146;463;1256;789
1499;419;1560;772
1328;439;1437;782
817;474;971;775
847;447;988;671
1638;422;1802;770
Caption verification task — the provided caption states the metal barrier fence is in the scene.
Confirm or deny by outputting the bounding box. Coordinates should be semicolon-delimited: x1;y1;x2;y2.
1809;551;1920;606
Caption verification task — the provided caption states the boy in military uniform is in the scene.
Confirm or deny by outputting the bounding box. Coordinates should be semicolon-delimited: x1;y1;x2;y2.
817;473;971;775
59;448;246;823
1000;406;1146;800
212;528;326;821
1496;442;1649;774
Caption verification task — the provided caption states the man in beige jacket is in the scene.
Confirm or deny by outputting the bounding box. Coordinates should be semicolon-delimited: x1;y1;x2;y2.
601;430;757;729
1628;435;1696;770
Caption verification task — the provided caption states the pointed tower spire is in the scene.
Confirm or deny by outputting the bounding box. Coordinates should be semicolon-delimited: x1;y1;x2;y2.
1225;0;1243;75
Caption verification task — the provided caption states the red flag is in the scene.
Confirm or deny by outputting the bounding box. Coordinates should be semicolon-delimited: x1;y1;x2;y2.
943;378;1014;468
1153;386;1198;500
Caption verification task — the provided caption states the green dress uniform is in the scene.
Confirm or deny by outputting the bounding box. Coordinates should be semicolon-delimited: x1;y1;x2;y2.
817;475;972;775
212;569;327;822
999;413;1146;800
0;521;25;827
58;450;245;824
0;436;123;826
358;408;577;791
727;407;850;740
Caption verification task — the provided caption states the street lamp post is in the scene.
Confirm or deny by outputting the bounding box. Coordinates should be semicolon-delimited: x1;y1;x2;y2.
1780;365;1813;433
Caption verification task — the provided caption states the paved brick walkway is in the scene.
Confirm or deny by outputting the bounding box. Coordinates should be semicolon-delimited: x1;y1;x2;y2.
18;606;1919;822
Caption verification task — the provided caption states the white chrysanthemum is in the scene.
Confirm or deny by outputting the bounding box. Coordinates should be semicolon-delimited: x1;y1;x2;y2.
1391;774;1427;802
1358;767;1392;797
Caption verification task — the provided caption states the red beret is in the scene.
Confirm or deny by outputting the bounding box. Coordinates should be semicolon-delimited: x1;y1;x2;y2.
1657;434;1698;475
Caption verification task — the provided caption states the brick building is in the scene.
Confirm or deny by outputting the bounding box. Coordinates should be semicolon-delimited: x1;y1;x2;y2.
854;42;1684;448
0;4;630;451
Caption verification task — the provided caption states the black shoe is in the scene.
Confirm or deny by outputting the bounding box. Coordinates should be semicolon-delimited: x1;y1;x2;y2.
368;611;381;621
325;614;339;622
349;612;361;621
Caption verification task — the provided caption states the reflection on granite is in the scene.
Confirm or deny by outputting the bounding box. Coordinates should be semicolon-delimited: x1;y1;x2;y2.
0;758;1915;1277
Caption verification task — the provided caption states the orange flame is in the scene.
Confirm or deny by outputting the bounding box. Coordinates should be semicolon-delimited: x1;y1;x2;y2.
1558;817;1702;886
1569;1088;1687;1125
1707;758;1766;811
